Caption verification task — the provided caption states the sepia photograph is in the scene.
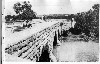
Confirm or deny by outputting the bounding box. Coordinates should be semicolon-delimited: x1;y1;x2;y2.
2;0;100;63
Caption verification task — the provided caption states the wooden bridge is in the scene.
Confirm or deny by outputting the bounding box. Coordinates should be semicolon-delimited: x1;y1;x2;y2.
4;19;72;62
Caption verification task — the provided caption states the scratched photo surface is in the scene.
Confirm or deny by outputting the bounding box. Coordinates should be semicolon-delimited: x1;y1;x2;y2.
2;0;99;63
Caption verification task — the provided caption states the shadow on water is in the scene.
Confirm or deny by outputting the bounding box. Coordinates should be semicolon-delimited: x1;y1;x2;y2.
69;28;82;35
53;28;99;62
37;45;50;62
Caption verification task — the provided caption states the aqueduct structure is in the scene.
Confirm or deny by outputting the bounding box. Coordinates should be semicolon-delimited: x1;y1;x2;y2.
5;19;72;62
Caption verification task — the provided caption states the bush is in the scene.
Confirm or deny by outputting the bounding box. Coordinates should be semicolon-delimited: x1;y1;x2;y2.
74;4;99;41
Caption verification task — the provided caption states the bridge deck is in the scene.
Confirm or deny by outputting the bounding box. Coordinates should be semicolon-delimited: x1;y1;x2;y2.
4;21;60;46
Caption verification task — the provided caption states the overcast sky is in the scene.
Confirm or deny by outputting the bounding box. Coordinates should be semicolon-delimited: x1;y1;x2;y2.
2;0;100;16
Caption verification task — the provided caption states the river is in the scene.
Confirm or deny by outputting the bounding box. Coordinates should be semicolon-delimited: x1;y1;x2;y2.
53;34;99;62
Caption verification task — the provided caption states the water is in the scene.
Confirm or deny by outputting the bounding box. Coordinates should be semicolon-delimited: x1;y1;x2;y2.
53;34;99;62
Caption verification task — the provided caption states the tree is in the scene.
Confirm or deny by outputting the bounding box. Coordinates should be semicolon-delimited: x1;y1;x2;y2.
13;2;22;15
13;1;36;27
13;1;36;20
5;15;13;23
74;4;99;41
92;4;99;11
90;4;99;38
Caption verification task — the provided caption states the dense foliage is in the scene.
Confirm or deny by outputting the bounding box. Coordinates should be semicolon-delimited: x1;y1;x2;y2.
5;1;36;22
74;4;99;41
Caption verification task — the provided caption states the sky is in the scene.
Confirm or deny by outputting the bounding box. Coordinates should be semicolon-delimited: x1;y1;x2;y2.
2;0;100;16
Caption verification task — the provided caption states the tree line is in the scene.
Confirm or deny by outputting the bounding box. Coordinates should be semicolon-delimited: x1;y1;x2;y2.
73;4;99;41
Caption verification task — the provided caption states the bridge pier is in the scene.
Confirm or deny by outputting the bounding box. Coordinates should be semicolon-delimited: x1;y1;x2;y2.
37;44;50;62
5;20;71;62
58;29;60;38
53;31;57;47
